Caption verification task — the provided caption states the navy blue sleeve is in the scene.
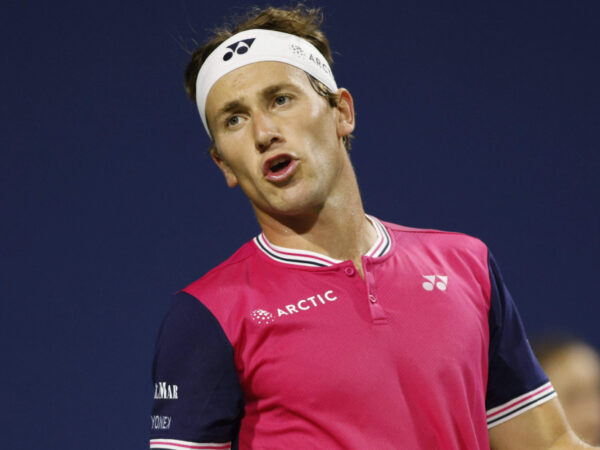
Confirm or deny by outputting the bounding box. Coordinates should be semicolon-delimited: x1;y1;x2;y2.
485;251;555;427
150;292;244;449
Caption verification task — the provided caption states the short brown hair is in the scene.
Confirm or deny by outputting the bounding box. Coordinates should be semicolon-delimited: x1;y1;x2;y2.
184;4;353;150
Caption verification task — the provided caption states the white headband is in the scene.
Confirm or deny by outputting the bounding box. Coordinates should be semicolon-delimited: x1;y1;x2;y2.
195;29;338;136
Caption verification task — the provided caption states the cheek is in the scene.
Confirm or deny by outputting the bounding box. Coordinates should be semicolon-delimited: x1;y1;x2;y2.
298;103;338;147
217;137;254;172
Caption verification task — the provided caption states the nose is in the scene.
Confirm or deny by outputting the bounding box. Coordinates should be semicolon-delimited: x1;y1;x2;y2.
253;111;282;153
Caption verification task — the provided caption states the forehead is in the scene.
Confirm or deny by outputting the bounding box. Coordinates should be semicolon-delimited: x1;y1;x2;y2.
205;62;311;114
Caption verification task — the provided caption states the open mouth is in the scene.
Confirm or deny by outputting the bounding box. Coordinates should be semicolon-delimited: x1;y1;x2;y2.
269;157;291;174
263;154;298;181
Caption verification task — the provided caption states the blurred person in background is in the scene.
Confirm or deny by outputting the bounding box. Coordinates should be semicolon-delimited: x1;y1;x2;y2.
533;334;600;445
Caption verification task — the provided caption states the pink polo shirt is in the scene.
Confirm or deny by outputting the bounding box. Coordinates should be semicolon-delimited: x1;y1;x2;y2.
150;217;555;449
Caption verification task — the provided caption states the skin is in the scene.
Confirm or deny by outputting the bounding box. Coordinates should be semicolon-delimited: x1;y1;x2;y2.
204;60;597;449
540;345;600;445
489;399;592;449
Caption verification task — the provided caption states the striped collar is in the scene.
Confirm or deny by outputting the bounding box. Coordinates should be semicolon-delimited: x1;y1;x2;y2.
253;215;392;268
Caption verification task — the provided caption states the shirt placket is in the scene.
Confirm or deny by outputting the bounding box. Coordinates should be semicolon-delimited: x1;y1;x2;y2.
362;257;388;324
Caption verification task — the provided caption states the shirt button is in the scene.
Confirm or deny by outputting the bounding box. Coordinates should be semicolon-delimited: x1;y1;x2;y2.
369;294;377;303
344;267;355;276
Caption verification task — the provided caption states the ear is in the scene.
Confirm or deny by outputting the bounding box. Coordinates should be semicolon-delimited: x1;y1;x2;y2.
335;88;355;138
210;147;239;188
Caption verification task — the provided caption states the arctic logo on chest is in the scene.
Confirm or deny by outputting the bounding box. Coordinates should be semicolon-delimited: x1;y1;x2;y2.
422;275;448;291
250;290;338;325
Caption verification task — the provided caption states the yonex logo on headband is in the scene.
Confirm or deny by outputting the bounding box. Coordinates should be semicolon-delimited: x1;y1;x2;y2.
223;38;255;61
196;29;338;137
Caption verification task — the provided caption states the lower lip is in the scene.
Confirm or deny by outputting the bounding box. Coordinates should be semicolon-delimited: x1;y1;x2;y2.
265;159;299;183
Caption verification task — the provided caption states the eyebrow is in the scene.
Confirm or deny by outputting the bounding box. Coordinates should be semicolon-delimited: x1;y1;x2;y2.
215;100;245;121
261;83;296;98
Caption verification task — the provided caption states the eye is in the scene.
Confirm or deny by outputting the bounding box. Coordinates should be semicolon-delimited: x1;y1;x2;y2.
274;95;290;106
227;115;242;128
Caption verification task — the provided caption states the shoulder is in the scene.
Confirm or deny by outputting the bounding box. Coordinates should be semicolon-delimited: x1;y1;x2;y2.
380;219;492;293
182;239;259;300
160;239;262;345
383;220;489;258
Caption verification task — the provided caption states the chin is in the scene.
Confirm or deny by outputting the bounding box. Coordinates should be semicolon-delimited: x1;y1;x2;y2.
266;195;323;217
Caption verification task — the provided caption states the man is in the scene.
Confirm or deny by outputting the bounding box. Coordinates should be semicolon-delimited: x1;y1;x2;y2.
532;335;600;445
150;5;595;449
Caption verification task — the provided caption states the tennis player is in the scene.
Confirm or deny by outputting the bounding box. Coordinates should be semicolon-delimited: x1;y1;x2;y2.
150;5;596;449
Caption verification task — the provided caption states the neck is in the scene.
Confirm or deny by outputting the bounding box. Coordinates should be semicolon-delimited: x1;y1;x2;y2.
254;169;377;276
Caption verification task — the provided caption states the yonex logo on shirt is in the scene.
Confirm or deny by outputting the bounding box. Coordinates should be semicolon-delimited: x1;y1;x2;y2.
422;275;448;291
150;415;172;430
223;38;255;61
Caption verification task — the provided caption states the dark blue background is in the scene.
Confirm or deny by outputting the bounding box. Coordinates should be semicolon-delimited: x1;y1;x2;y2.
3;1;599;448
